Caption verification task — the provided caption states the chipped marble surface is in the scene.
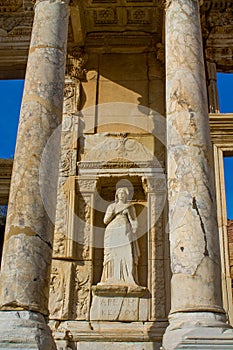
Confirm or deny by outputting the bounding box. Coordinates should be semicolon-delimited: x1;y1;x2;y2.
163;0;233;347
0;0;70;319
166;0;223;314
0;311;56;349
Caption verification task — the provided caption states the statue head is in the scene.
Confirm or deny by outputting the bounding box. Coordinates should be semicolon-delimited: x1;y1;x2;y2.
115;187;129;203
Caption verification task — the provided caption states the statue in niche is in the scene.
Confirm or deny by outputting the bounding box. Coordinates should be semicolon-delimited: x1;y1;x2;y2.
100;187;140;286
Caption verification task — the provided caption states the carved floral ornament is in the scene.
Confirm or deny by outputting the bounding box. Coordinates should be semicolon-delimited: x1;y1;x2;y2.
66;46;88;81
63;79;81;114
77;178;98;191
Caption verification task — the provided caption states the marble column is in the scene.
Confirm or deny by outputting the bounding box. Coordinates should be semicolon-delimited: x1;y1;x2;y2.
162;0;233;348
0;0;70;348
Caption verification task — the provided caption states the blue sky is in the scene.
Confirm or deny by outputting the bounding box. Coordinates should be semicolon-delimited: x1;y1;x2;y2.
217;73;233;219
0;80;23;158
0;74;232;218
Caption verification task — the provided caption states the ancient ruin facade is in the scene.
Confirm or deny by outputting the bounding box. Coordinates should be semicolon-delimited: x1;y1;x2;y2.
0;0;233;349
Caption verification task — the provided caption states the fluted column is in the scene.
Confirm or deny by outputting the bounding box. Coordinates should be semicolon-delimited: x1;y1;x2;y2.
163;0;233;348
0;0;70;348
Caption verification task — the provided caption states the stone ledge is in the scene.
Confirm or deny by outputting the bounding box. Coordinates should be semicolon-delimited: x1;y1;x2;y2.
49;320;168;343
92;284;147;297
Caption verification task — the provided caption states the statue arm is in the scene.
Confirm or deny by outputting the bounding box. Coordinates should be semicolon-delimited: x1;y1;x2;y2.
104;204;115;225
127;205;138;233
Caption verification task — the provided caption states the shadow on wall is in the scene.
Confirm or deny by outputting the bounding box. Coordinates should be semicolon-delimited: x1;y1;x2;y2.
79;52;165;134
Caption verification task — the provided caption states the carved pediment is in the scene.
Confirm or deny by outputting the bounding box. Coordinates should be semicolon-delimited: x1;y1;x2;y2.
79;134;155;164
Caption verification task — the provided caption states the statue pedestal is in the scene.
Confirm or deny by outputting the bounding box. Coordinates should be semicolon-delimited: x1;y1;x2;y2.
90;284;148;321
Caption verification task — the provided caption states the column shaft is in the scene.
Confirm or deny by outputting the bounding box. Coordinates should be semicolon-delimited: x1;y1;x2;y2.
163;1;233;348
0;0;70;316
166;0;222;315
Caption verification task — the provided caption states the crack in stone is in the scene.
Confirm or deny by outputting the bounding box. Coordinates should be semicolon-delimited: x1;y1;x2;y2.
35;234;52;249
116;297;125;320
192;197;209;256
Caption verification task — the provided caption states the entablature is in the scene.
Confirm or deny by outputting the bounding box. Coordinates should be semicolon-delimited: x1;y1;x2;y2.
201;0;233;72
0;0;233;77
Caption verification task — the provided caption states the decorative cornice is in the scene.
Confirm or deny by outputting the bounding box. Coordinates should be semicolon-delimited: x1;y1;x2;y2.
78;160;159;170
209;113;233;144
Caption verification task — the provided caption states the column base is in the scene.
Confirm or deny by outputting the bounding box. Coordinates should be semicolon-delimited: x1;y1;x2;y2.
162;312;233;350
0;310;56;349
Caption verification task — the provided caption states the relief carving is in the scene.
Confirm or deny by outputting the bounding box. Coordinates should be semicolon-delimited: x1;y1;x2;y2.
77;178;98;191
72;263;92;320
60;149;73;176
207;9;233;30
66;46;88;81
64;47;88;115
63;79;81;115
93;8;118;25
205;46;233;69
49;260;73;320
0;1;33;34
53;232;66;257
59;115;79;176
78;160;157;170
201;0;233;12
82;136;154;163
127;8;151;25
76;195;92;260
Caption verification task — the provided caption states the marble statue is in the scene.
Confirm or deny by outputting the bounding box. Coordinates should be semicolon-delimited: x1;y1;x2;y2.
100;187;140;286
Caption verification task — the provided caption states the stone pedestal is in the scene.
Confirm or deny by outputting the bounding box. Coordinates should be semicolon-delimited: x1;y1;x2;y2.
0;0;70;348
90;284;148;321
162;0;233;348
